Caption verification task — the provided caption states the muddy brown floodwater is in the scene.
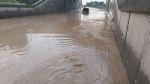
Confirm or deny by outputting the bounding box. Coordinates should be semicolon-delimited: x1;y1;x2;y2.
0;8;129;84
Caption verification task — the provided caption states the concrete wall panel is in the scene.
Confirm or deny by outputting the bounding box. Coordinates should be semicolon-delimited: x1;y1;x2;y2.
119;11;130;56
113;0;150;84
136;16;150;84
125;13;148;84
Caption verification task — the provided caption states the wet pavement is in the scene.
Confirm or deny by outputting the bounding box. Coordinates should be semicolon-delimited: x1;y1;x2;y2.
0;8;128;84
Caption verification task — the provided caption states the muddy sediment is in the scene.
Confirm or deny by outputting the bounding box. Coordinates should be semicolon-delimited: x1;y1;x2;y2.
0;8;128;84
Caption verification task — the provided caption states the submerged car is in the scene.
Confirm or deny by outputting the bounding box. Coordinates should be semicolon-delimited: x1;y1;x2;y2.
82;7;89;15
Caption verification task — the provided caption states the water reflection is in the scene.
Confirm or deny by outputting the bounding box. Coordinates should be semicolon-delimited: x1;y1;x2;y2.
0;9;81;50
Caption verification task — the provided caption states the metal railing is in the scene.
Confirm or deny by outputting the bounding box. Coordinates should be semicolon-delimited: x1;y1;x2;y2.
32;0;46;7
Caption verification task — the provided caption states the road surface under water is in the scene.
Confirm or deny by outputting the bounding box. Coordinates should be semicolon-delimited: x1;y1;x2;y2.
0;8;128;84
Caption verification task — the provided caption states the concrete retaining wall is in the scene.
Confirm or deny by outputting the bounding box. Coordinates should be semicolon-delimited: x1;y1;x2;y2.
113;0;150;84
0;0;82;18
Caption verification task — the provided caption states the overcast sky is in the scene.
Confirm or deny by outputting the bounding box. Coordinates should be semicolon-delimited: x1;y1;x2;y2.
82;0;106;5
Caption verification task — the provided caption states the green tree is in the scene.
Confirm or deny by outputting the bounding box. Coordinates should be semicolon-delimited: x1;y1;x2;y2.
86;1;106;9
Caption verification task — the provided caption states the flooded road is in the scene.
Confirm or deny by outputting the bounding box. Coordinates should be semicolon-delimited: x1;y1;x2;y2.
0;8;128;84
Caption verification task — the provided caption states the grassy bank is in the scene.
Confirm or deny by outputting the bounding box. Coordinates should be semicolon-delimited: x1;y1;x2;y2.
0;0;17;3
0;0;25;5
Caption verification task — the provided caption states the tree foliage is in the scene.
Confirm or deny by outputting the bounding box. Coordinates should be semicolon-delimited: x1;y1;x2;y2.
86;1;106;9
